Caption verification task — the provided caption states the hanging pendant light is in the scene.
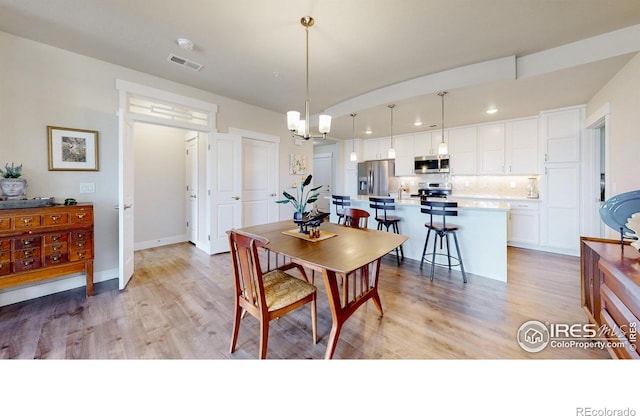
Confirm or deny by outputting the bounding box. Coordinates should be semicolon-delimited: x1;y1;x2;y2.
350;113;358;162
286;16;331;142
387;104;396;159
438;91;448;155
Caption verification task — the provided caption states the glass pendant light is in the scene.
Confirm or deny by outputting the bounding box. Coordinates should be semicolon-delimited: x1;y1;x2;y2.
350;113;358;162
438;92;448;155
387;104;396;159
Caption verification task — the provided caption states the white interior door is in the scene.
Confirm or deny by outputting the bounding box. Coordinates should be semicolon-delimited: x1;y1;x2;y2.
209;133;242;254
186;136;198;243
313;153;332;212
242;138;278;226
118;120;135;290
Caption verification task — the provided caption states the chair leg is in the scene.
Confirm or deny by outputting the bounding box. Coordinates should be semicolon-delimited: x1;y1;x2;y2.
259;318;269;359
311;295;317;344
229;302;242;354
430;234;438;281
453;232;467;283
420;228;431;269
445;233;452;270
393;222;404;259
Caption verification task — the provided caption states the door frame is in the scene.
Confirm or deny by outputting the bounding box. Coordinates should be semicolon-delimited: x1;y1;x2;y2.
116;79;217;290
583;103;610;238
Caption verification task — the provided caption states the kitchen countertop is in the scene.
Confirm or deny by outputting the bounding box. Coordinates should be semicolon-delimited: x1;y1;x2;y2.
349;195;510;211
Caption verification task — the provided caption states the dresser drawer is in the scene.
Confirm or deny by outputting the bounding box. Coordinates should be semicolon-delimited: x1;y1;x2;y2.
13;257;42;272
69;209;93;224
0;250;10;263
69;249;92;261
14;215;42;229
13;236;42;249
44;233;69;244
0;217;10;231
45;253;69;266
0;239;10;251
12;247;41;261
43;212;69;226
0;262;10;276
70;230;92;242
45;242;68;256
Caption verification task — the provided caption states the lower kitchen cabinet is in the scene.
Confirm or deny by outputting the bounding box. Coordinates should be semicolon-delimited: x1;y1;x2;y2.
508;201;540;246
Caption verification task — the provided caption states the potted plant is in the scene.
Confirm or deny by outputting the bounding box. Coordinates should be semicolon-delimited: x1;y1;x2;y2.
0;163;27;200
276;175;321;220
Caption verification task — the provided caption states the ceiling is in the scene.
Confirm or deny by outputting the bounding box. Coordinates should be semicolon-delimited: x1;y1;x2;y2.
1;0;639;143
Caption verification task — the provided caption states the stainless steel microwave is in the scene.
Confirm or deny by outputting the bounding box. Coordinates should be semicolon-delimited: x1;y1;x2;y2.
414;155;450;173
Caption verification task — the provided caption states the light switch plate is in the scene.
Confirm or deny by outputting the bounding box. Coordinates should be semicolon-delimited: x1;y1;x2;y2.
80;182;95;193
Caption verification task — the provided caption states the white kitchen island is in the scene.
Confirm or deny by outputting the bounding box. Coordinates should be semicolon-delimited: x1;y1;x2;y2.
329;196;510;282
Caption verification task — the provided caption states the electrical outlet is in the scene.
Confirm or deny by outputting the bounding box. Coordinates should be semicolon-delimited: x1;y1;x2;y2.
510;181;517;189
80;182;95;193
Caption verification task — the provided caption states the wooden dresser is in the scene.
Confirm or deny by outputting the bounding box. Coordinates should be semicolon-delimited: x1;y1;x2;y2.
0;203;94;297
580;237;639;359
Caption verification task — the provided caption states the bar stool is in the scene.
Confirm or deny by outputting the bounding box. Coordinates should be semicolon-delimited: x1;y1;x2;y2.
419;200;467;283
331;195;351;224
369;197;404;265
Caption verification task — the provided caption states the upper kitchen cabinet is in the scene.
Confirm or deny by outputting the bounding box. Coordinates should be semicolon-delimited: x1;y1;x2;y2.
448;126;478;175
477;118;539;174
414;131;448;156
506;117;539;174
543;106;582;163
477;123;506;174
394;134;415;176
363;137;392;160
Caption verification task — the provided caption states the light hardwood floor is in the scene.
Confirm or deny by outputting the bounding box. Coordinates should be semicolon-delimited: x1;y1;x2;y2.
0;242;609;359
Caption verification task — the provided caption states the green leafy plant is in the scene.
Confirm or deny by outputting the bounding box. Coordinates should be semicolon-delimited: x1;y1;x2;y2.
276;175;322;215
0;163;23;178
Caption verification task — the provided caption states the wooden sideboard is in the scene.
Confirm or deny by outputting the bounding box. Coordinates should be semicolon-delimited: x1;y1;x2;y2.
580;237;639;359
0;203;94;297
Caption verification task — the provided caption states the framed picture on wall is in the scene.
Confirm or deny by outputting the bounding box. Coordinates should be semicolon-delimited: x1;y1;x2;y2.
48;126;99;171
289;154;307;175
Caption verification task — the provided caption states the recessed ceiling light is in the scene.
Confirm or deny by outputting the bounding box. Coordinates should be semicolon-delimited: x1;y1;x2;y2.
176;37;194;50
414;121;423;126
486;108;498;115
365;129;372;135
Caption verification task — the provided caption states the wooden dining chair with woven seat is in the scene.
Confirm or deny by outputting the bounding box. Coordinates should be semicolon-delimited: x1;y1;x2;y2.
228;229;317;359
342;207;370;229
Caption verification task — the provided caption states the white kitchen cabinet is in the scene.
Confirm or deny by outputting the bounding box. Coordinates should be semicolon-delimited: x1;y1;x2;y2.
508;201;540;246
506;117;539;174
477;123;506;174
363;137;392;160
394;134;415;176
448;126;477;174
414;131;448;156
539;106;584;255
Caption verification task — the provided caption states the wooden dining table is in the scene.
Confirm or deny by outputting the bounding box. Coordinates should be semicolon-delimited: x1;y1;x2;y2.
236;220;408;359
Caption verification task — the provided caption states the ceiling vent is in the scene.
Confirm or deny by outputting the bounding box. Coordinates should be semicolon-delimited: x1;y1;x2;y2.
167;54;204;71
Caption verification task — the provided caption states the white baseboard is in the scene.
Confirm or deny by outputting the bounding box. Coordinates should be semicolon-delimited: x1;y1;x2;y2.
134;234;188;251
0;267;118;307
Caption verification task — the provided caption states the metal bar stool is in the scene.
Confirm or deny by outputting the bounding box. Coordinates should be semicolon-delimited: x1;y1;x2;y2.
369;196;404;265
419;200;467;283
331;195;351;224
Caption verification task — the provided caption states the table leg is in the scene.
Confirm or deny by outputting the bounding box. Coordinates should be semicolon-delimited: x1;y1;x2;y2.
322;269;343;359
85;260;94;297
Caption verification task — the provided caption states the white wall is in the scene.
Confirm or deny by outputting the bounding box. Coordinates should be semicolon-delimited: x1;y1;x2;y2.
0;30;313;304
587;52;640;196
133;123;187;249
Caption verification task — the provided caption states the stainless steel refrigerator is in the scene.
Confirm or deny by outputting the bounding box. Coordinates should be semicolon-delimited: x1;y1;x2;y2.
357;159;395;196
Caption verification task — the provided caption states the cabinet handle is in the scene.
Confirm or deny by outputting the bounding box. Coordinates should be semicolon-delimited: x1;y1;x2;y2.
76;213;86;219
50;215;60;222
22;259;34;266
22;217;33;226
23;239;33;246
77;252;85;259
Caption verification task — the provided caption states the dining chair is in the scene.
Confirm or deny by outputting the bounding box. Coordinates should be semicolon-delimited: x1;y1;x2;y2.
227;229;317;359
342;207;370;229
419;200;467;283
331;195;351;224
369;196;404;265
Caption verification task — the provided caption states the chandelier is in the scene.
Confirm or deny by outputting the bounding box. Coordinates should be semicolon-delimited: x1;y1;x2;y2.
286;16;331;141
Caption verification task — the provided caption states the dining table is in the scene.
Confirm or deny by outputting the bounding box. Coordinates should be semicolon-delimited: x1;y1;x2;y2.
235;219;408;359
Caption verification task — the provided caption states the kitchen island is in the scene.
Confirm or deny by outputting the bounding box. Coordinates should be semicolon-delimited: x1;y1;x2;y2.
330;196;510;282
